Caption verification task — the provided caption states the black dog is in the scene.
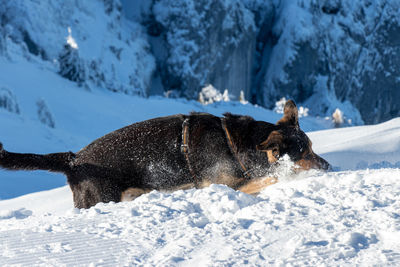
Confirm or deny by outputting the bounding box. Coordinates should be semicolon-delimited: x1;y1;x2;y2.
0;100;330;208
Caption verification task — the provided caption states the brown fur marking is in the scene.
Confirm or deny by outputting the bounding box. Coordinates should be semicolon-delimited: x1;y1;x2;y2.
266;150;279;163
121;188;151;202
257;131;282;163
238;177;278;195
214;173;245;188
294;159;313;171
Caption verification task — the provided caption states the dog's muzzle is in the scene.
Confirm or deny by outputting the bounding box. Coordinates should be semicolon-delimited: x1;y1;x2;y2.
296;153;331;171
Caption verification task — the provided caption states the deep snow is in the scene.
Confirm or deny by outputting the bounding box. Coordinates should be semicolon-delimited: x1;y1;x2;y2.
1;165;400;265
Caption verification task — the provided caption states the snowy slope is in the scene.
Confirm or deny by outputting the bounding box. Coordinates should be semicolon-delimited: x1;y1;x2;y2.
0;0;155;96
1;99;400;265
309;118;400;171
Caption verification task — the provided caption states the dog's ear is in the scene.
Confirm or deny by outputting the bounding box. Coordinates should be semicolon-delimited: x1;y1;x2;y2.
277;100;299;128
256;131;283;163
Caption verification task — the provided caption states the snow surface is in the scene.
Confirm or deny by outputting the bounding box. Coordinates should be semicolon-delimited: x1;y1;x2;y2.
1;164;400;265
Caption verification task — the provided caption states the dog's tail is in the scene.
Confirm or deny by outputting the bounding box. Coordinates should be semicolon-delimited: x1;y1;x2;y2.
0;142;75;173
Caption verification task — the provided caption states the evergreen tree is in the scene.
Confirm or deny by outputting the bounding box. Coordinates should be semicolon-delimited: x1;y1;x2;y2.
58;29;85;84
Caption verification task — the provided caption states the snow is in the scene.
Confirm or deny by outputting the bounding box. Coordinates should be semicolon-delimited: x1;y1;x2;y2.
198;85;230;105
66;27;78;50
309;118;400;171
1;168;400;265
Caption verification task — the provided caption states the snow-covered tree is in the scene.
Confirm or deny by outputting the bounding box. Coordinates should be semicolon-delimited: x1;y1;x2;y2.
58;28;85;85
332;108;344;128
198;85;230;105
36;99;55;128
0;87;20;114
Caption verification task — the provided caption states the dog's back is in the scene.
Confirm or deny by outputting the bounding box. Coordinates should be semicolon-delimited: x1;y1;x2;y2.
0;101;331;208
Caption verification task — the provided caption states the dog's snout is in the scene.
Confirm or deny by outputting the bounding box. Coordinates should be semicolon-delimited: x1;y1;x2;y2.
296;153;331;171
320;157;331;171
312;153;331;171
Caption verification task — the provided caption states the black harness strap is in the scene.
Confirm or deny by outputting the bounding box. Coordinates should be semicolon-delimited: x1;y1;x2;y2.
220;117;252;180
181;118;199;187
181;116;253;187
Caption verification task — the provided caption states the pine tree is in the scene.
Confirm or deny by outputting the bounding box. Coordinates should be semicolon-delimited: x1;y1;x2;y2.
36;99;55;128
58;28;85;84
58;44;85;84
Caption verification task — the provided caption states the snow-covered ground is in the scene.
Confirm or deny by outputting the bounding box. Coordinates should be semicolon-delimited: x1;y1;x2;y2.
3;168;400;266
1;83;400;265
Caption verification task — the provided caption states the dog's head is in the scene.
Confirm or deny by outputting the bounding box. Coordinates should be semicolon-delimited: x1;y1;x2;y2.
257;100;331;171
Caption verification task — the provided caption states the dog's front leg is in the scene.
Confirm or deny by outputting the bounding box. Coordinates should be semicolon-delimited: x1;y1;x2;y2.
238;177;278;195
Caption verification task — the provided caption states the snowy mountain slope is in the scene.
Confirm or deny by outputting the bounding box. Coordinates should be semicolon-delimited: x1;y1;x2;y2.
120;0;400;124
2;0;399;126
258;0;400;124
0;0;155;95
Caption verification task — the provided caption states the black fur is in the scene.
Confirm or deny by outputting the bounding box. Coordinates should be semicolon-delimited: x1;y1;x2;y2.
0;102;330;208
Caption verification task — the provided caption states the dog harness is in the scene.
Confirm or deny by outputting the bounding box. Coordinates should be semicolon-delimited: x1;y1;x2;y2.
220;117;252;179
181;118;199;186
181;116;253;186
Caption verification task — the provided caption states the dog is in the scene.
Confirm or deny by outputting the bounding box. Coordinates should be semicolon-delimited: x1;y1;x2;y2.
0;100;330;208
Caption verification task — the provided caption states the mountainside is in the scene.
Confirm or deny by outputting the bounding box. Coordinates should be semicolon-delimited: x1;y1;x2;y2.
123;0;400;124
256;0;400;124
0;0;399;126
0;0;155;96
